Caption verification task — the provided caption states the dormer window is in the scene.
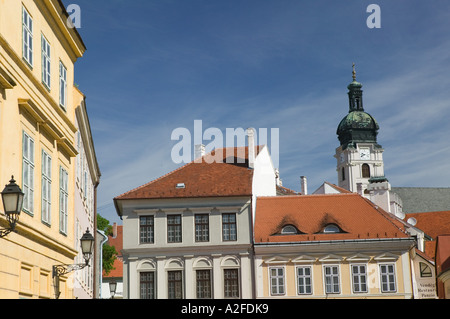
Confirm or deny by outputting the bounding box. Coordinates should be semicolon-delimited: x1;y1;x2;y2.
323;224;340;233
281;225;298;235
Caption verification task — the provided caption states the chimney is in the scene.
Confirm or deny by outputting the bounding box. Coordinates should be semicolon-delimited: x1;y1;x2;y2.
356;183;363;195
194;144;205;162
301;176;308;195
247;128;255;169
112;222;117;238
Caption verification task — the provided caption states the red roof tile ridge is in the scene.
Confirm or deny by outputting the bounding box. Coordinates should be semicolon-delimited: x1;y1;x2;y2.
359;196;409;236
114;145;262;200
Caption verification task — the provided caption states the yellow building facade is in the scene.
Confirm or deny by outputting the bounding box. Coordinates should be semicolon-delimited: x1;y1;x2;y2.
256;250;413;299
0;0;86;298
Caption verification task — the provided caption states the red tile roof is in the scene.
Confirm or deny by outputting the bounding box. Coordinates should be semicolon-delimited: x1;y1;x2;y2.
114;147;260;200
254;193;410;243
103;225;123;279
404;211;450;260
405;211;450;239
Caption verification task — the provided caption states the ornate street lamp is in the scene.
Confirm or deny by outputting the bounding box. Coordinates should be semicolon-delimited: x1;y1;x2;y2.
1;176;24;238
53;228;95;299
109;281;117;299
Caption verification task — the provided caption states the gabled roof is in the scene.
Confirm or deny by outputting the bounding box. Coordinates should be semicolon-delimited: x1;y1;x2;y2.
114;146;261;201
254;193;410;243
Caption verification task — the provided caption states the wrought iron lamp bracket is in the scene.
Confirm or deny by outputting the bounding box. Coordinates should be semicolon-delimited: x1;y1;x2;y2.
52;261;89;278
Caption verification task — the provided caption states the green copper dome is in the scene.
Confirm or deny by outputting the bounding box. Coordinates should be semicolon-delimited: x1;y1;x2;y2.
336;65;381;149
337;111;379;132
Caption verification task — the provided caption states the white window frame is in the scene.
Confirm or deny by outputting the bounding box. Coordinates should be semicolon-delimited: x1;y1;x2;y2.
41;150;52;225
22;6;33;66
296;266;313;295
269;266;285;296
323;264;340;294
379;263;397;293
59;61;67;109
41;34;51;89
351;264;368;294
222;212;237;241
167;214;182;243
59;166;69;234
22;131;35;214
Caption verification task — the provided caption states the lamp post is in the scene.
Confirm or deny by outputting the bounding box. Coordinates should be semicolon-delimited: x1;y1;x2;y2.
0;176;24;238
53;228;94;299
109;281;117;299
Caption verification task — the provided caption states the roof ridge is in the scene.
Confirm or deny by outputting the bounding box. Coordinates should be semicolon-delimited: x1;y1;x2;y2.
114;145;262;200
359;196;409;236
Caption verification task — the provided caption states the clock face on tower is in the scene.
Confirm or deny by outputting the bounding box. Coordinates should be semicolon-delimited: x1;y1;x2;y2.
359;148;370;160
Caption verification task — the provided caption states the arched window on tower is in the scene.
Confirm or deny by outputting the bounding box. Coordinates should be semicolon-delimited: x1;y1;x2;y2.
341;167;346;181
362;164;370;178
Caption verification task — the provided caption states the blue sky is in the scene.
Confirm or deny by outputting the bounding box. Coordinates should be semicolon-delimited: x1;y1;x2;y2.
62;0;450;225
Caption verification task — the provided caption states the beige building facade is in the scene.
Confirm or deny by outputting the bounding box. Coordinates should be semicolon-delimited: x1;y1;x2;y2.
0;0;90;298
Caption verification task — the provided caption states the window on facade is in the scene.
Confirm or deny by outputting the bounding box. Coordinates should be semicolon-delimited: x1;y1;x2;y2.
224;269;239;298
196;270;212;299
59;61;67;109
341;167;346;181
23;132;35;214
281;225;298;235
380;264;396;293
167;215;182;243
323;224;340;233
22;6;33;66
59;167;69;234
168;270;183;299
140;216;154;244
362;164;370;178
41;150;52;225
195;214;209;242
41;35;51;89
140;272;155;299
419;262;432;278
222;213;237;241
351;265;368;293
270;267;285;295
324;265;340;294
297;266;312;295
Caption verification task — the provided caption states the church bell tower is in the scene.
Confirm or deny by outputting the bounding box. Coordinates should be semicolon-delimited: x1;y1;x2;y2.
335;64;387;195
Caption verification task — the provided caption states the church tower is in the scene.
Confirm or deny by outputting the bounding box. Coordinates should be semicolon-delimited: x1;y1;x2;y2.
335;64;388;195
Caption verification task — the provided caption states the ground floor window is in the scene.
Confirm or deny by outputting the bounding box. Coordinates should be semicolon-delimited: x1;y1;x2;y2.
297;266;312;295
196;270;212;299
224;269;239;298
168;270;183;299
140;272;155;299
380;264;396;293
270;267;285;295
351;264;368;293
324;265;340;294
